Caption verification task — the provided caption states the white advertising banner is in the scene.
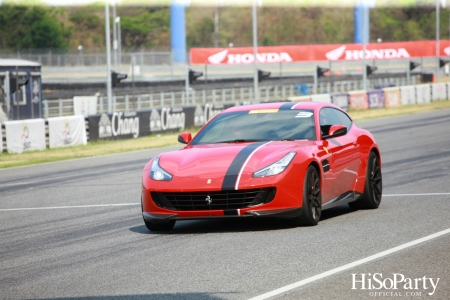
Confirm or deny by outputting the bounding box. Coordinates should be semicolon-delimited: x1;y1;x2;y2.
400;85;416;105
311;94;332;103
73;96;97;117
432;83;447;101
5;119;46;154
48;115;87;149
415;84;431;104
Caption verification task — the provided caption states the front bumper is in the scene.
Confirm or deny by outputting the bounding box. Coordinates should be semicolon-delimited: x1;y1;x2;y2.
142;207;302;221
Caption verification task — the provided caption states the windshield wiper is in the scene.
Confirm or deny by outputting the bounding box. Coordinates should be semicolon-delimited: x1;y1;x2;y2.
215;139;262;143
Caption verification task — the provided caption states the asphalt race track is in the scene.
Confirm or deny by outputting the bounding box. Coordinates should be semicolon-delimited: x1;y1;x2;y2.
1;109;450;300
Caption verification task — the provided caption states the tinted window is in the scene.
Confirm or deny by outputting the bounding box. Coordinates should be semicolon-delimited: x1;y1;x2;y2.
319;108;340;136
332;108;353;131
191;109;316;145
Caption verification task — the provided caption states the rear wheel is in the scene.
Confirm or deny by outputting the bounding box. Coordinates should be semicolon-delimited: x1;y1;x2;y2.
144;219;176;231
293;165;322;226
349;151;382;210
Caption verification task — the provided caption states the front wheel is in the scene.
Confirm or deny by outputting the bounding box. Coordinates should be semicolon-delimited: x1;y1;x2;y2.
349;151;382;210
292;165;322;226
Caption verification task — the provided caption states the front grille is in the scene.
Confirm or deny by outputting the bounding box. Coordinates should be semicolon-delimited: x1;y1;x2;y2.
151;188;276;211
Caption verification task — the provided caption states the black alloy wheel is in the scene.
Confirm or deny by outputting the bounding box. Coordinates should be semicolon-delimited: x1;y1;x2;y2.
293;165;322;226
349;151;382;210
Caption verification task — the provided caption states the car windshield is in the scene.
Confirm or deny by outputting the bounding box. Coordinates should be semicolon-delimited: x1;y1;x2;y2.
190;109;316;145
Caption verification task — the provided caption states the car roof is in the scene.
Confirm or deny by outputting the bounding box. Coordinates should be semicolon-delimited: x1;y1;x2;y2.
223;101;341;113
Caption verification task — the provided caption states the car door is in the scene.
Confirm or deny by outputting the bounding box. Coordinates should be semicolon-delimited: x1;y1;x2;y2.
319;108;360;202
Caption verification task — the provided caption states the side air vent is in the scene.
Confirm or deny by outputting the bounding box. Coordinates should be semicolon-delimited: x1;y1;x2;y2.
322;159;330;172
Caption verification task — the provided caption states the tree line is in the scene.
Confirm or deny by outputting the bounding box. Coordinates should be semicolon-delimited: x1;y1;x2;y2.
0;4;449;51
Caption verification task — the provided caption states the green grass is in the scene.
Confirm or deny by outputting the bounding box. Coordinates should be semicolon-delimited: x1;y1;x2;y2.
1;100;450;169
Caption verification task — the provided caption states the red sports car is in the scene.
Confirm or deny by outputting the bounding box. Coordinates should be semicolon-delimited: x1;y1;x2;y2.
141;102;382;231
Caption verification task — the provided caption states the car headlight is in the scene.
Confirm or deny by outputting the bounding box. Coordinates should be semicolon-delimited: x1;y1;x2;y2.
149;157;173;181
253;152;296;178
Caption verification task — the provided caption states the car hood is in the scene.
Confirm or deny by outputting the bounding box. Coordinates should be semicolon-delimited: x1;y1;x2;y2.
159;141;314;179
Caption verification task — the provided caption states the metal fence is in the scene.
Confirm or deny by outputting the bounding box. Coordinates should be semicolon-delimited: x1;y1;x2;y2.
0;49;175;67
42;74;419;118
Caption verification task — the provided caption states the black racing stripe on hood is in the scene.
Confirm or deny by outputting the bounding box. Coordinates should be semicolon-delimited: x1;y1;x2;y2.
279;102;297;110
222;142;266;190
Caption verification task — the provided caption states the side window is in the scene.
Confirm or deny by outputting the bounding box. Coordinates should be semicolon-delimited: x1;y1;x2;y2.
332;109;353;132
319;108;340;136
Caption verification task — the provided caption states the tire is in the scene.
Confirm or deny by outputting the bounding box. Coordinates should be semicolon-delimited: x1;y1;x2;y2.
349;151;382;210
292;165;322;226
144;219;176;231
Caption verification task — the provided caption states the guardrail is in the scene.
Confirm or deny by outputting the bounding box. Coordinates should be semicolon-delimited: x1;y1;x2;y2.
42;75;419;118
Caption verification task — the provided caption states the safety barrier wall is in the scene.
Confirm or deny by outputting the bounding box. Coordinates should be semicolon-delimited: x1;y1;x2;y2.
1;82;449;152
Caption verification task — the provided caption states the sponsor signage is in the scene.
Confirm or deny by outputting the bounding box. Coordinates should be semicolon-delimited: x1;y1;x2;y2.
88;104;235;141
4;119;45;154
415;84;431;104
431;83;447;101
400;86;417;105
48;115;87;149
367;90;385;109
383;87;401;107
190;40;450;65
348;91;368;110
74;96;98;117
331;93;349;110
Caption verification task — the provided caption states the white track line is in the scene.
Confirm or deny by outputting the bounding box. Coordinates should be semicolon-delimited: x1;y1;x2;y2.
0;203;140;212
1;193;448;212
249;227;450;300
384;193;450;197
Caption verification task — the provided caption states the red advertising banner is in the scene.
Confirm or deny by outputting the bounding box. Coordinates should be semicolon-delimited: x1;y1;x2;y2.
190;40;450;65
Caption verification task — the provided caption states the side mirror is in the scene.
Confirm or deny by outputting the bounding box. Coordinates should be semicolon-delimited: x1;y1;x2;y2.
324;125;347;139
178;132;192;144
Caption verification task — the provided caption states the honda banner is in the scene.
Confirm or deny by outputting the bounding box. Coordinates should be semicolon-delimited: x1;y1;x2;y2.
48;115;87;149
191;40;450;65
5;119;45;154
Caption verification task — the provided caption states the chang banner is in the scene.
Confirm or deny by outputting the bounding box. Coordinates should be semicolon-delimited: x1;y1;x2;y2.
348;91;368;110
48;115;87;149
431;83;447;101
88;104;235;141
5;119;45;154
415;85;431;104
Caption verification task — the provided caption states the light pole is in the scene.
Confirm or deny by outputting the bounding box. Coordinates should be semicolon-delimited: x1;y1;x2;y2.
112;1;117;68
105;2;112;113
214;5;219;47
362;5;368;91
252;0;259;103
115;16;121;67
436;0;440;83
